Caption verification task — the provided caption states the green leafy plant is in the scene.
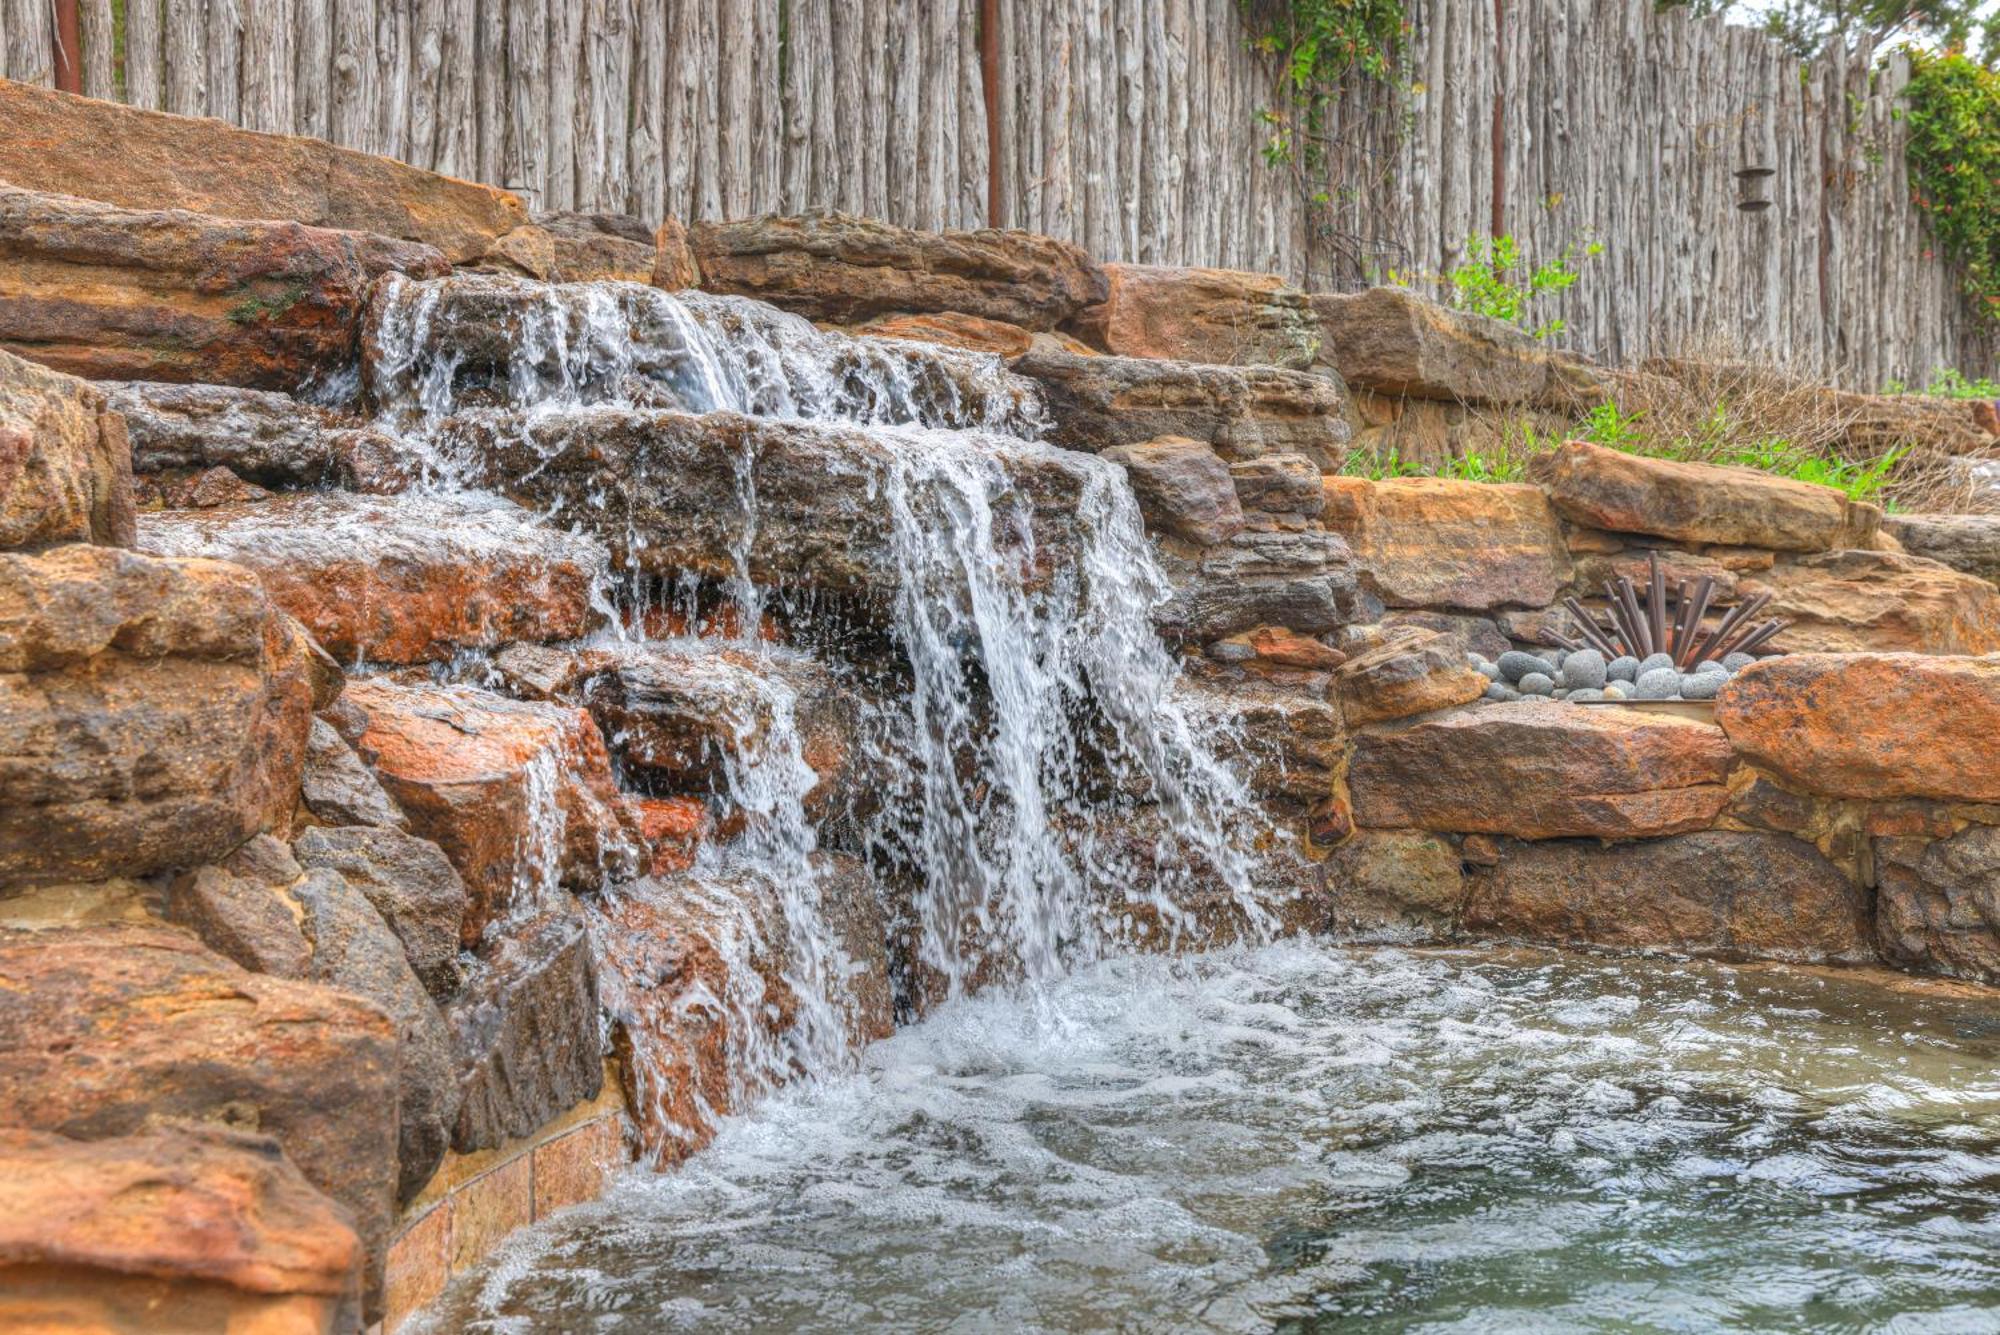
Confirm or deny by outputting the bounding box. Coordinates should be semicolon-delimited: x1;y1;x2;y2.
1240;0;1407;170
1401;234;1602;339
1717;438;1908;503
1917;367;2000;398
1905;50;2000;328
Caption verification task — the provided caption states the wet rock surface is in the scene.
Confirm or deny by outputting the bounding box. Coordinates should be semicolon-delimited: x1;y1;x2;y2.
300;716;408;829
294;823;467;1000
137;490;609;664
106;379;420;493
1875;828;2000;986
0;349;136;550
1316;829;1466;936
1320;476;1572;612
1155;528;1367;641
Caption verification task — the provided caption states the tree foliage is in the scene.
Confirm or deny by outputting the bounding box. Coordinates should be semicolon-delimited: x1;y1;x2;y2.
1904;49;2000;326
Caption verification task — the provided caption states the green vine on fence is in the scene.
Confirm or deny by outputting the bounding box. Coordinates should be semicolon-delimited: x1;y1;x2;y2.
1904;49;2000;327
1237;0;1406;174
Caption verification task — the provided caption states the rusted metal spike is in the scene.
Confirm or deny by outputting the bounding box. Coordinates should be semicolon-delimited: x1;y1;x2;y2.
1669;579;1694;659
1675;576;1716;668
1562;597;1620;656
1648;552;1667;657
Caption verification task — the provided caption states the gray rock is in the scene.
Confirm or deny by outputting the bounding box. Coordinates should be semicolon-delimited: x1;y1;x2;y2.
1483;682;1520;702
1517;672;1556;697
1607;655;1641;683
164;866;312;979
1678;672;1721;700
1634;667;1682;700
1723;652;1756;672
1476;659;1500;680
1695;659;1729;677
302;718;407;830
294;826;470;1002
1603;682;1631;701
1638;653;1677;677
1207;639;1257;663
1559;648;1608;690
1103;437;1245;546
1496;650;1557;683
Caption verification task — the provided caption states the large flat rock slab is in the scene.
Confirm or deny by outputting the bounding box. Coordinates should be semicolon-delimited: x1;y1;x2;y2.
0;184;448;390
0;80;527;264
1349;701;1733;839
1463;831;1871;962
1741;550;2000;655
0;349;135;550
1528;439;1863;552
106;379;419;493
1882;513;2000;586
690;211;1103;329
0;1124;361;1335
1068;263;1318;369
1716;654;2000;803
1320;475;1572;611
1310;285;1562;403
137;491;607;665
0;545;316;888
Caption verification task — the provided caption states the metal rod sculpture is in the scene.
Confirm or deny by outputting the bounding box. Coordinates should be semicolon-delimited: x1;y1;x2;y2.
1549;551;1787;667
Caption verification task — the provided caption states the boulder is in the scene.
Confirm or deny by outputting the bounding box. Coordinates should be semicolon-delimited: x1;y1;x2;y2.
1229;454;1326;518
1100;436;1244;546
853;310;1036;360
1740;550;2000;655
1334;626;1489;726
445;905;603;1153
0;1125;361;1335
1875;829;2000;986
1881;512;2000;586
0;184;448;390
293;825;469;1002
1569;547;1742;602
0;349;135;550
1067;263;1319;368
104;380;420;493
1716;654;2000;803
505;211;662;283
1320;475;1572;611
0;79;526;264
1179;681;1344;816
1462;831;1871;961
137;491;608;664
689;210;1103;329
0;925;400;1315
300;717;408;830
1310;286;1560;403
1349;701;1733;839
1015;348;1351;466
341;678;644;940
1318;829;1465;936
0;545;316;889
164;865;314;979
652;217;700;289
1527;440;1858;552
456;406;1091;597
1155;528;1367;641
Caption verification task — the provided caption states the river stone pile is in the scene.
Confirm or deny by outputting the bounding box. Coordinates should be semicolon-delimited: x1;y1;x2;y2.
1472;647;1758;703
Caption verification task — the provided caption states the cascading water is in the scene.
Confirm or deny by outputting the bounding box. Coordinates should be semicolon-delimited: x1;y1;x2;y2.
357;273;1283;1150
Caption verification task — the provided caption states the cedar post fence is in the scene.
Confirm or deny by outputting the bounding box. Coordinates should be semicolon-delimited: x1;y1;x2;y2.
0;0;1991;385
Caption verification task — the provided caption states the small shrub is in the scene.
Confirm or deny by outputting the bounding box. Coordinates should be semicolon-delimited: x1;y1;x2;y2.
1399;234;1602;340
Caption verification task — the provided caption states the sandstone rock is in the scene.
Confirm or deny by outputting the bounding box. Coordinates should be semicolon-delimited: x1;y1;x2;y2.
1311;286;1558;403
343;678;644;940
1349;700;1733;838
0;545;315;889
1334;626;1489;726
1155;528;1367;641
653;217;700;289
1016;348;1351;466
458;406;1090;597
1067;263;1318;368
164;865;313;979
1229;453;1326;518
105;379;421;493
0;925;400;1314
633;796;710;875
853;310;1036;360
1320;475;1572;611
0;80;526;264
1875;829;2000;985
1378;609;1511;659
1101;436;1244;546
1463;831;1871;961
1740;550;2000;655
1570;547;1742;602
525;211;661;282
1179;681;1344;816
446;905;603;1153
690;210;1103;329
0;184;448;390
301;717;407;830
293;824;468;1001
1318;829;1465;936
1716;654;2000;803
0;349;135;550
1881;513;2000;586
0;1125;361;1335
138;491;608;664
1528;440;1857;552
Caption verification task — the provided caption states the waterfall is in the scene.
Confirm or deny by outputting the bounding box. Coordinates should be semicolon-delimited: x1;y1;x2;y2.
361;273;1280;1148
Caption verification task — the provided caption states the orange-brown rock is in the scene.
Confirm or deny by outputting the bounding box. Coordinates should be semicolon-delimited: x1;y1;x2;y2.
499;211;660;282
0;545;316;889
1528;440;1859;552
342;678;644;941
691;211;1104;329
1570;547;1742;602
1320;475;1572;611
1244;624;1348;671
0;1125;362;1335
1068;263;1318;369
1739;550;2000;655
0;184;448;390
138;492;607;664
854;311;1036;360
1463;831;1871;961
1334;626;1488;726
0;349;135;550
1348;701;1733;839
653;217;700;289
1875;829;2000;986
1311;285;1561;403
1318;829;1466;936
1716;654;2000;803
0;925;400;1318
0;80;526;264
633;797;711;875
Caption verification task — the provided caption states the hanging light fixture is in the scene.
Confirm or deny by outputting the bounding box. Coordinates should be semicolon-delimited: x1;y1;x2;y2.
1735;166;1776;212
